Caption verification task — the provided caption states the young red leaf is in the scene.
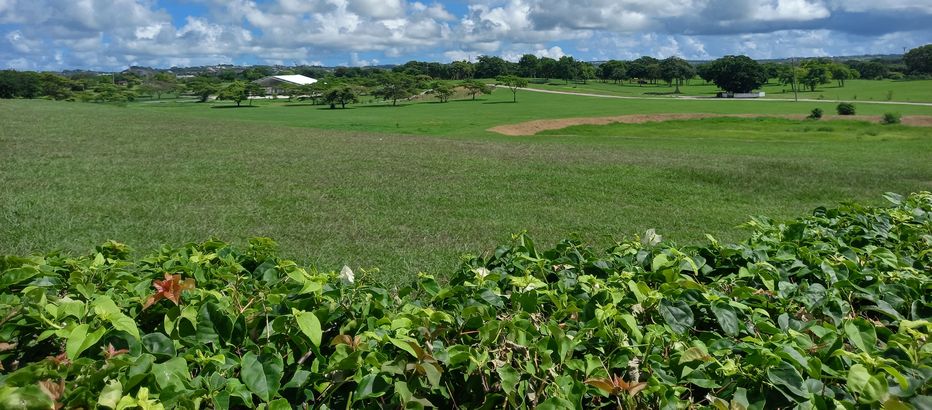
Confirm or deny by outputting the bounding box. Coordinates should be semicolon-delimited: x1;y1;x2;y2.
143;273;196;309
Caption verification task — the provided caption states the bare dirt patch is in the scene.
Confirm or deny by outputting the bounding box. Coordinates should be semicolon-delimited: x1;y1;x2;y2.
487;113;932;136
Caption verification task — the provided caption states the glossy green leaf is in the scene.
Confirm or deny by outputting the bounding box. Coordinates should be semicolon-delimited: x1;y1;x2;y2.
767;361;807;399
355;372;389;400
710;301;739;336
497;364;520;397
98;380;123;409
844;319;877;353
659;299;694;335
66;324;104;360
292;308;322;347
197;301;232;345
241;351;284;403
141;332;176;360
537;397;576;410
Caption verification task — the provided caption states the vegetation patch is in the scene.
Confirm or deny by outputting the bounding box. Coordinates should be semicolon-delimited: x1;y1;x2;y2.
1;192;930;409
488;113;932;136
883;112;903;125
837;102;857;116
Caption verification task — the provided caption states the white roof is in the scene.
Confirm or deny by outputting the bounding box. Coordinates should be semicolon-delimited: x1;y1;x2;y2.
271;75;317;85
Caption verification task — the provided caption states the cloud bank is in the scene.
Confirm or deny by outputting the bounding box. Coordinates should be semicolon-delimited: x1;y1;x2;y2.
0;0;929;70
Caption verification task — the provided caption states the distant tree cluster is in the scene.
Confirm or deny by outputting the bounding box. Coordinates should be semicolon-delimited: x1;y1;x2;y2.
0;70;143;102
0;70;73;99
904;44;932;76
2;44;928;105
699;55;767;93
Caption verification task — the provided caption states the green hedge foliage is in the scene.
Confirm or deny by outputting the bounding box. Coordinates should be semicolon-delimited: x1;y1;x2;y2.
1;192;930;409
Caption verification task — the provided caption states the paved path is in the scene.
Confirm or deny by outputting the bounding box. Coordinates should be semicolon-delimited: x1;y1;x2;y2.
518;87;932;107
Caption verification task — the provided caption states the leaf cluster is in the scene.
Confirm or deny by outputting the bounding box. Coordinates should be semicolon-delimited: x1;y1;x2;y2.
1;193;930;409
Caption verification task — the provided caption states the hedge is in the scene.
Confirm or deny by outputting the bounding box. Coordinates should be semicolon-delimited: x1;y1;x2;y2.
1;192;930;409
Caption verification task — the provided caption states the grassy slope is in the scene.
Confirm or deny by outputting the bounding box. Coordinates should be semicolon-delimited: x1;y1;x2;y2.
2;99;931;286
527;79;932;103
135;84;932;138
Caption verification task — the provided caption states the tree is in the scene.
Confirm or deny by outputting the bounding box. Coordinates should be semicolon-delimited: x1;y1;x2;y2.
429;81;454;103
535;57;557;80
460;79;492;100
518;54;539;78
496;75;528;103
659;56;695;93
776;64;805;94
92;83;135;102
830;64;855;87
372;73;417;106
323;85;359;109
394;60;429;76
800;61;832;92
556;56;578;84
187;76;219;102
475;55;510;78
628;56;661;85
242;66;272;81
597;60;627;83
245;82;264;105
706;55;766;94
848;60;889;80
38;73;73;100
139;74;179;100
218;81;248;106
760;62;781;83
577;62;596;84
696;63;717;84
427;62;448;79
904;44;932;75
0;70;40;98
449;61;475;80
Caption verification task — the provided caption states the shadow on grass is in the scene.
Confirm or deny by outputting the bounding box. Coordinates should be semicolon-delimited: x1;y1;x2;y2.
282;103;322;107
210;105;259;109
354;103;412;109
446;98;489;103
482;101;517;105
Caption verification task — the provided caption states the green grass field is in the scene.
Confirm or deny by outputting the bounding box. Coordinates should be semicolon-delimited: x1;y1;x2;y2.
2;91;931;286
134;82;932;138
528;79;932;103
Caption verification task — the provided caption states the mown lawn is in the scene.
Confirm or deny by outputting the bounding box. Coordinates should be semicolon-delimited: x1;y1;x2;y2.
134;82;932;137
527;79;932;103
2;99;931;286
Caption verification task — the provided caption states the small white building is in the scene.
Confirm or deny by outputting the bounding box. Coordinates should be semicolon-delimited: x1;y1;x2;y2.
717;91;766;98
254;75;318;96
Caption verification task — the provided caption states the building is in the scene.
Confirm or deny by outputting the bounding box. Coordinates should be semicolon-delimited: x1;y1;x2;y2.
253;75;318;96
716;91;766;98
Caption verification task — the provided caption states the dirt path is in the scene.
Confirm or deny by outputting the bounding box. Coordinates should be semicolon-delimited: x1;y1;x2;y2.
488;113;932;136
519;87;932;107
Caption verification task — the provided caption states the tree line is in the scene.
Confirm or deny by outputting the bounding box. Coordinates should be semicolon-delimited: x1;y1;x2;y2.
1;44;929;102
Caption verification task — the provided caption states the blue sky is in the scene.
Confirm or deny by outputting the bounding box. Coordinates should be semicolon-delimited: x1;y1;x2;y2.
1;0;930;71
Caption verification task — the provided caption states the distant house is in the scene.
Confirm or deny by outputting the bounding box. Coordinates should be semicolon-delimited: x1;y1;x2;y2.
253;75;318;96
716;91;766;98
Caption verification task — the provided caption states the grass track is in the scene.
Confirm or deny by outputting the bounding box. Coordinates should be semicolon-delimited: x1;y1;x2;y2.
2;99;931;286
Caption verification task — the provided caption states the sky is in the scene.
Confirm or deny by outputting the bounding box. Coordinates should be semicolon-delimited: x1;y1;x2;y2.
1;0;930;71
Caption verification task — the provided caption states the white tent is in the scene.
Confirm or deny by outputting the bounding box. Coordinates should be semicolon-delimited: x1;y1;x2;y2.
254;75;318;96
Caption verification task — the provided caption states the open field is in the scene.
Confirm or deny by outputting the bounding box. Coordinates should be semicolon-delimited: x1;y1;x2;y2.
3;96;931;286
134;83;932;138
527;79;932;103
